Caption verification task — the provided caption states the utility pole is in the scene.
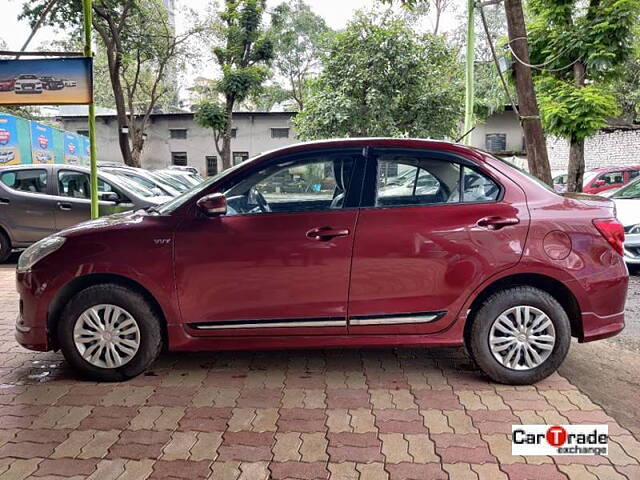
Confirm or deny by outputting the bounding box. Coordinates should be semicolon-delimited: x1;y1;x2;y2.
463;0;475;145
503;0;552;185
82;0;99;219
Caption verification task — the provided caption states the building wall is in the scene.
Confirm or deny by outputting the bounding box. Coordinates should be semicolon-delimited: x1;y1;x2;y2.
547;129;640;171
58;112;297;176
470;109;524;153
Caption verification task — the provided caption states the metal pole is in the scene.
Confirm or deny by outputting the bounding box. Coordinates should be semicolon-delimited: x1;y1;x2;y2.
82;0;99;219
463;0;475;146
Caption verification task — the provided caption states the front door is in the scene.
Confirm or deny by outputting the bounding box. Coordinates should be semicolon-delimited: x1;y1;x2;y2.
348;148;530;335
174;149;363;335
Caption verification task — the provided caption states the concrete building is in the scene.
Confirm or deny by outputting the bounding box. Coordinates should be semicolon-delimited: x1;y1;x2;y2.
56;106;640;176
58;111;297;176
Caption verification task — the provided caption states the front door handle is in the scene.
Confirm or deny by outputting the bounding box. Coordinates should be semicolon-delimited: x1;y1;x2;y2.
477;216;519;230
306;226;350;241
57;202;72;211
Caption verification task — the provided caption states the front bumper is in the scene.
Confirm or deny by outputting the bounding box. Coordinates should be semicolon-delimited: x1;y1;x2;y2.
623;233;640;264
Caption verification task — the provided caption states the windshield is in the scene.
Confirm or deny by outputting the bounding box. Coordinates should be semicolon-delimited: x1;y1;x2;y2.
612;177;640;199
157;162;245;214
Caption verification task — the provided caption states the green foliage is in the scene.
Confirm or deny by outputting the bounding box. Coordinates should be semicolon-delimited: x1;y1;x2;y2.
213;0;273;104
528;0;640;141
269;0;332;109
294;12;464;140
536;77;620;141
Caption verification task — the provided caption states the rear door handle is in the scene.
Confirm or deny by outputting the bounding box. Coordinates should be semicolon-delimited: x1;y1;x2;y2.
0;198;9;205
477;216;519;230
57;202;72;211
306;226;350;241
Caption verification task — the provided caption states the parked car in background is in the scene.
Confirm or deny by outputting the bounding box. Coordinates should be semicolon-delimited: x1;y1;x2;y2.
0;164;171;262
168;165;199;176
15;139;628;385
39;76;65;90
14;74;43;94
101;165;181;197
0;78;15;91
582;166;640;194
552;171;567;193
609;177;640;265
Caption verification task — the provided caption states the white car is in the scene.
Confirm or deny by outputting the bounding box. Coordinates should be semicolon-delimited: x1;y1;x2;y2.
610;178;640;265
14;74;43;94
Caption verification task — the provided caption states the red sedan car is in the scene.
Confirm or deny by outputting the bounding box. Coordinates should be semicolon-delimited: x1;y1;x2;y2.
15;139;628;384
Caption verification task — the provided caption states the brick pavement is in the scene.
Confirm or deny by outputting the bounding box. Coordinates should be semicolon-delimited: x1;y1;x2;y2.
1;264;639;479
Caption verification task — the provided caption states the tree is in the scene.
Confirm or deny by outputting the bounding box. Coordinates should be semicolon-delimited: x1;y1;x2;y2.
295;12;463;140
269;0;331;110
528;0;640;191
211;0;273;170
21;0;200;167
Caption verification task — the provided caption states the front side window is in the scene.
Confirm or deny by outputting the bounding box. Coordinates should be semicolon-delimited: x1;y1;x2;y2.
223;153;357;215
0;169;48;194
58;171;117;199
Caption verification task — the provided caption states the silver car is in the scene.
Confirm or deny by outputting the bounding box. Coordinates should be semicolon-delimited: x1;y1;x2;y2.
0;164;171;262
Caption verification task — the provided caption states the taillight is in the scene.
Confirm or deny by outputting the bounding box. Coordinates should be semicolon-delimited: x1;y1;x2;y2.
593;219;625;256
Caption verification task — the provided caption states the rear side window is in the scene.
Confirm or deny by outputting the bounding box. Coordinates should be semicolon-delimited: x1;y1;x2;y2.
0;169;48;194
375;155;499;207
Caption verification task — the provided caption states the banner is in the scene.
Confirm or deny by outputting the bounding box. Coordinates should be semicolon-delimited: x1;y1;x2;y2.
30;121;56;164
0;57;92;106
0;114;21;165
63;132;82;165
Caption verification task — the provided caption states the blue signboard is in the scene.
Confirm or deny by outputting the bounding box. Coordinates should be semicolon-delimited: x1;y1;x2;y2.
0;57;93;106
30;121;55;164
0;114;22;165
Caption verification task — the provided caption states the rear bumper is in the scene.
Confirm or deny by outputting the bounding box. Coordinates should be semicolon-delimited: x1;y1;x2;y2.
580;311;625;342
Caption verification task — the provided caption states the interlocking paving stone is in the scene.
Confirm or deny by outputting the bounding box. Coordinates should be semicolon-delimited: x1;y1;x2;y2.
0;264;638;478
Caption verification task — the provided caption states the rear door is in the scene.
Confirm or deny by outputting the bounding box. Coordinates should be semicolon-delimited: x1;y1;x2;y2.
0;167;56;244
348;148;530;335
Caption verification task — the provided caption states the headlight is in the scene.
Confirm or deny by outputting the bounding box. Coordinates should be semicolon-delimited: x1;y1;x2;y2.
17;236;66;273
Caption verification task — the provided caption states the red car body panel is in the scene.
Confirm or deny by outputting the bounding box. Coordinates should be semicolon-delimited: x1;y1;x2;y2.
15;139;628;356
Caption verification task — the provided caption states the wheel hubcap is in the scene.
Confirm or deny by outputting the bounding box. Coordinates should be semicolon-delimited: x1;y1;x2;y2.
489;306;556;371
73;304;140;369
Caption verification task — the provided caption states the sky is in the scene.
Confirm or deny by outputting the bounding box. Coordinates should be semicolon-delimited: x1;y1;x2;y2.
2;0;464;99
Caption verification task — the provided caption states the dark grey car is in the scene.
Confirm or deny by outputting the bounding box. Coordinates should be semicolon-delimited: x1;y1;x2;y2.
0;164;172;261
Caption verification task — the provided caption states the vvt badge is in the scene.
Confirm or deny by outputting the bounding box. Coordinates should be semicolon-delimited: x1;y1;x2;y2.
512;425;608;456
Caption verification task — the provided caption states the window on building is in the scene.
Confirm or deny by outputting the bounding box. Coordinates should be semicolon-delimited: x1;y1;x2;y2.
271;127;290;139
76;129;89;137
206;156;218;176
232;152;249;165
171;152;188;166
485;133;507;152
170;129;188;139
231;128;237;138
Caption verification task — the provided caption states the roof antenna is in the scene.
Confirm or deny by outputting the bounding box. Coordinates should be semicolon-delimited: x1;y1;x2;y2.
455;126;476;144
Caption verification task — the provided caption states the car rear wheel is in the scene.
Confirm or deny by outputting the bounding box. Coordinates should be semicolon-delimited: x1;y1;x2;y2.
58;284;163;381
468;286;571;385
0;230;11;263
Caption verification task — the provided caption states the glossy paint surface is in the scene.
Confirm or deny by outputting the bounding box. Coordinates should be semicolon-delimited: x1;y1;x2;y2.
15;139;629;354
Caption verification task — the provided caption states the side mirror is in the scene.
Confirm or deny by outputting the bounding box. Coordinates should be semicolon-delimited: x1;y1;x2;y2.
197;193;227;216
99;191;120;203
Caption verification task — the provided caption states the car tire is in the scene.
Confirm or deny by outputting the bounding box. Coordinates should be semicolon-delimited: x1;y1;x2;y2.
467;286;571;385
57;284;163;381
0;230;11;263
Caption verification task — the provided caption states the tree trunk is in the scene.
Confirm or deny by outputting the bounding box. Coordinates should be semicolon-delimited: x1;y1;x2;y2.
567;139;584;193
221;96;234;170
566;61;587;192
503;0;552;185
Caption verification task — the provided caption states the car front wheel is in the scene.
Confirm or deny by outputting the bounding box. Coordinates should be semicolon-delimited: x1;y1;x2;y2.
58;284;163;381
468;286;571;385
